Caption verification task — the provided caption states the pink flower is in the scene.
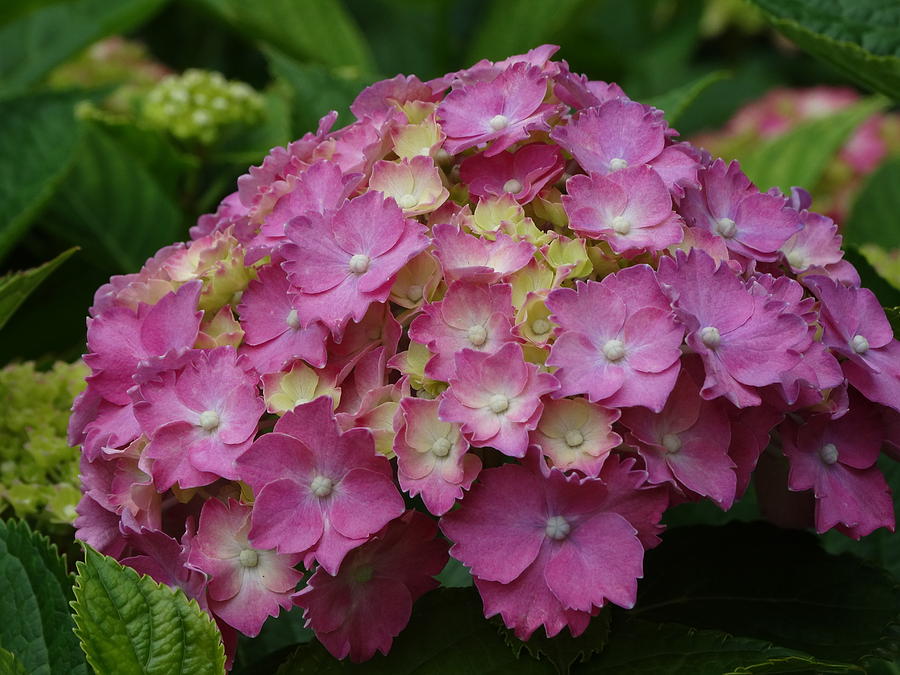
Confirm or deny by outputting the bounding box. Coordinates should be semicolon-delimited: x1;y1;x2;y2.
236;396;404;574
187;499;303;636
780;210;844;274
440;451;666;640
546;266;683;412
530;398;621;477
133;346;264;490
563;166;684;254
408;281;516;381
437;63;561;156
368;156;449;216
350;74;436;122
432;223;535;284
281;190;428;336
121;527;207;607
294;510;448;662
394;397;481;515
438;343;559;457
460;144;565;204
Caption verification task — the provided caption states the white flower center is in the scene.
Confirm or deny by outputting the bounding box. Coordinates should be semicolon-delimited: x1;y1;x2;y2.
467;324;488;347
700;326;721;349
611;215;631;235
850;334;869;354
489;114;509;131
488;394;509;414
602;339;626;362
715;217;737;238
310;475;334;498
662;433;682;454
431;437;452;457
785;249;807;269
198;410;220;431
406;284;423;302
239;548;259;568
819;443;839;465
531;319;551;336
564;430;584;448
397;193;418;209
609;157;629;171
348;254;370;274
545;515;571;540
285;308;301;329
502;178;523;194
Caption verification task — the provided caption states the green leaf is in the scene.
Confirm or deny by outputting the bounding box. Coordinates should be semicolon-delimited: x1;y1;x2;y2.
644;70;731;128
578;619;859;674
0;647;29;675
436;554;473;588
0;0;169;96
466;0;588;63
233;606;313;675
842;245;900;306
277;589;553;674
0;92;82;261
193;0;375;74
0;247;78;332
747;0;900;101
739;97;886;194
0;0;65;26
632;522;900;664
0;518;86;675
502;608;610;674
44;122;186;273
72;547;226;675
845;156;900;249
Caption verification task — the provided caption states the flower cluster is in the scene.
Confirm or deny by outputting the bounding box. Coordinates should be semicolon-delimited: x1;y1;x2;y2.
72;45;900;663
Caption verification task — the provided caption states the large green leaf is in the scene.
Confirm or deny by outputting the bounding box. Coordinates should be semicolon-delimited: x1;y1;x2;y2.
739;97;886;194
44;122;186;273
0;0;169;96
0;247;78;332
748;0;900;101
843;245;900;306
193;0;375;74
644;70;731;128
0;647;29;675
844;156;900;249
0;92;82;261
0;519;86;675
632;522;900;664
277;589;552;674
72;547;226;675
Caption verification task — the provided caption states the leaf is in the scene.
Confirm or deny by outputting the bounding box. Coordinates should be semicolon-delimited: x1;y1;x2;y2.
0;647;29;675
578;619;860;674
739;97;886;194
0;518;86;675
844;156;900;249
501;608;611;674
0;0;169;96
747;0;900;101
466;0;589;64
72;546;226;675
843;245;900;306
436;554;474;588
193;0;375;74
276;589;553;674
44;122;186;273
233;606;313;675
644;70;731;128
0;247;78;332
0;92;82;261
632;522;900;664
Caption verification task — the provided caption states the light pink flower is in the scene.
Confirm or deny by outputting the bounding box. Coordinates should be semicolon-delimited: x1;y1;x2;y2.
530;398;621;477
431;223;534;284
780;209;844;274
350;74;437;122
460;143;565;204
369;156;449;216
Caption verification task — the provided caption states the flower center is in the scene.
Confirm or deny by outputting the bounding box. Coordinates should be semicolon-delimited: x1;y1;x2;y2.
531;318;551;336
545;515;571;540
602;339;626;362
285;308;301;330
850;334;869;354
198;410;220;431
239;548;259;568
467;324;488;347
397;193;418;209
348;254;370;274
715;217;737;238
503;178;523;194
564;430;584;448
786;249;806;269
700;326;721;349
611;216;631;235
310;475;334;498
488;394;509;414
609;157;628;171
819;443;839;465
431;437;452;457
662;433;682;454
406;284;423;302
489;114;509;131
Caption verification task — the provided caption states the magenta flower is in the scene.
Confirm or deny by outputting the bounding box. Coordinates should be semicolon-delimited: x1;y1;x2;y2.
236;396;404;574
282;191;429;336
439;343;559;457
350;74;437;122
121;527;207;608
432;223;535;284
187;499;303;636
780;210;844;274
133;346;264;490
294;510;448;661
546;266;683;412
437;63;561;156
408;280;516;381
563;166;684;254
460;144;565;204
441;451;667;640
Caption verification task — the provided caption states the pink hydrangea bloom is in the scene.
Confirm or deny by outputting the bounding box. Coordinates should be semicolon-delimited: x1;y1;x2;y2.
236;396;404;574
432;223;535;284
121;527;207;607
780;210;844;274
294;510;448;661
368;156;449;216
460;144;565;204
529;398;621;477
350;74;437;122
439;343;559;457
